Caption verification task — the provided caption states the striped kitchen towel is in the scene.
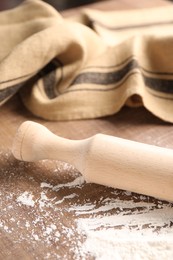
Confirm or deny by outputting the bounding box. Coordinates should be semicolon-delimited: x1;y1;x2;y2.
1;0;173;122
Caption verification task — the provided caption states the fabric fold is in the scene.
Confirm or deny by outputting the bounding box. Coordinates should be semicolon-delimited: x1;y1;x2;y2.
1;0;173;122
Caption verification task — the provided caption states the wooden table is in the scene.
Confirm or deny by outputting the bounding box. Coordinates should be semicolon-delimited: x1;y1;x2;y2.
1;0;173;259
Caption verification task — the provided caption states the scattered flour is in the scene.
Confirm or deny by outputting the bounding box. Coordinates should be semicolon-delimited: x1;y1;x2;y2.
1;157;173;259
73;196;173;259
16;191;35;207
81;231;173;260
52;176;85;191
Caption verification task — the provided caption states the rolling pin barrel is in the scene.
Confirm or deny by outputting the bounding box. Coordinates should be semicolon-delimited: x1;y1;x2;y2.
12;121;173;201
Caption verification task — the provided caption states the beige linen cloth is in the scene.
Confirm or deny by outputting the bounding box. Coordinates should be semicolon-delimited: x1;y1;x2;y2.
1;0;173;121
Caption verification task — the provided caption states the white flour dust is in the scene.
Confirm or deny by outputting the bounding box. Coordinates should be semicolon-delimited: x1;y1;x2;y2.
15;178;173;259
16;191;35;207
1;154;173;259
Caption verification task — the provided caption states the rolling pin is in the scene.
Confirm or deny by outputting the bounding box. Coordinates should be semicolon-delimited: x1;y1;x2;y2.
12;121;173;201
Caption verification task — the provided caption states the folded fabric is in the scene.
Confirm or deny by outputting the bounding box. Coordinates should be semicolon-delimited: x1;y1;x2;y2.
1;0;173;122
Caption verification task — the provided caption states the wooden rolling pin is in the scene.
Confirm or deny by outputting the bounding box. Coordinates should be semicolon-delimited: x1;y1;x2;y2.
12;121;173;201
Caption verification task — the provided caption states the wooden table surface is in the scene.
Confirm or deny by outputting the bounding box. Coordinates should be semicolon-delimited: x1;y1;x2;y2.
1;0;173;259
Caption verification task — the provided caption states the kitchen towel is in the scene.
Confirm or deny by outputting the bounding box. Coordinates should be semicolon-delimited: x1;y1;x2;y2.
1;0;173;122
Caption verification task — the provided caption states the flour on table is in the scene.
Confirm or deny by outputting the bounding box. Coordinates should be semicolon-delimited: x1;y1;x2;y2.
1;154;173;260
16;191;35;207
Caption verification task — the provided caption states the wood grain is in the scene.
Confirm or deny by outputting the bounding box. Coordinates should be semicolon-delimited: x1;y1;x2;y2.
1;0;173;259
